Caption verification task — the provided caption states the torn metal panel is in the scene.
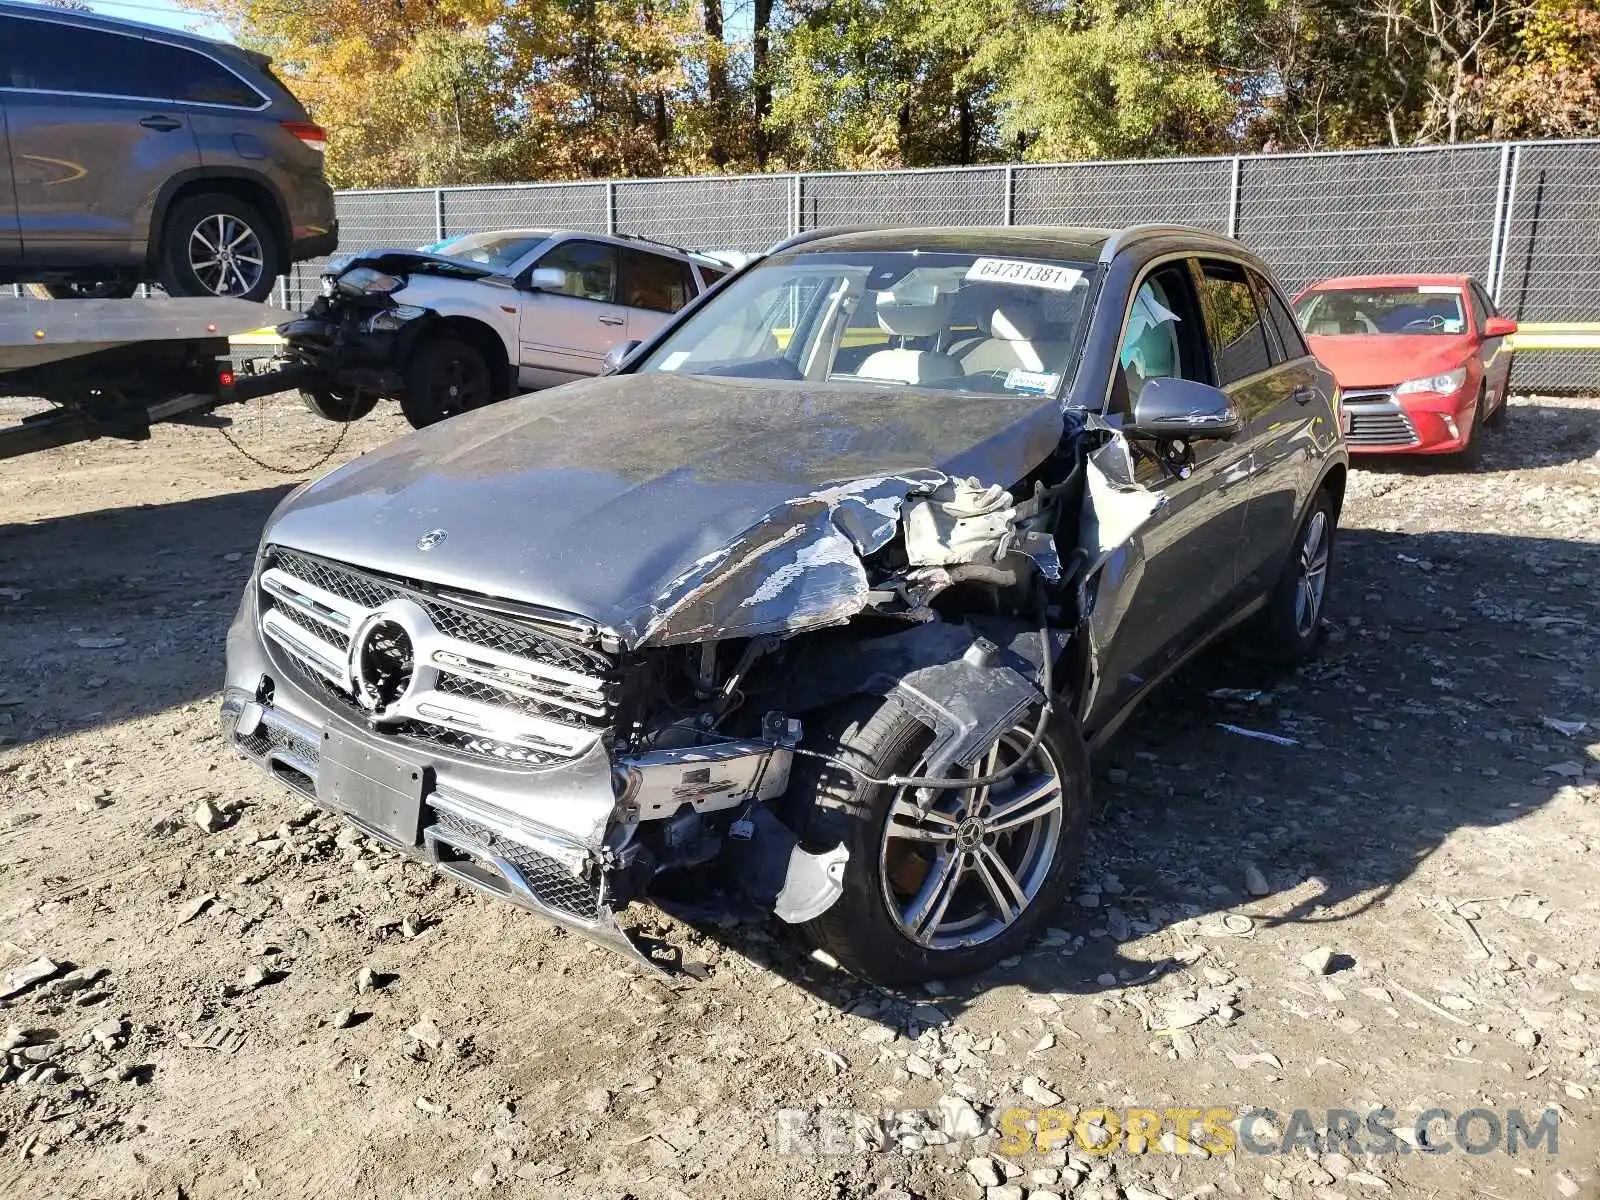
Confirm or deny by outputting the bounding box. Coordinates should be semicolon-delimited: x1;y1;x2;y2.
630;473;943;647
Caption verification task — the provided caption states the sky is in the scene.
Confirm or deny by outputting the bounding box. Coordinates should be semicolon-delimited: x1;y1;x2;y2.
18;0;233;40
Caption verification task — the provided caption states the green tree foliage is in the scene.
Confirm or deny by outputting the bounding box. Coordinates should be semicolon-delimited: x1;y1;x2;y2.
182;0;1598;186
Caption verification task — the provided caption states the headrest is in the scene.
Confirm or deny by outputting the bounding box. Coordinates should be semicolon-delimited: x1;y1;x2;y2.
985;300;1043;341
875;288;951;338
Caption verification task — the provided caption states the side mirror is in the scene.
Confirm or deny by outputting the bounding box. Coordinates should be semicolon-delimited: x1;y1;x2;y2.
601;339;642;375
525;266;568;293
1125;376;1242;441
1483;315;1518;338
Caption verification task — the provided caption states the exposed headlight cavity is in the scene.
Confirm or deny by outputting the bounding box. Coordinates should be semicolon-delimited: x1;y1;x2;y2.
336;267;406;297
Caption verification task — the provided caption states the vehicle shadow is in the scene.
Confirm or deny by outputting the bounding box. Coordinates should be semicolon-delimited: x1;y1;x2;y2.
0;483;293;748
1354;396;1598;475
672;523;1597;1028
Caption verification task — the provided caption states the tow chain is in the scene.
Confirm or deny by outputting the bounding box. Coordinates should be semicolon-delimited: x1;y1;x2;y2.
217;415;353;476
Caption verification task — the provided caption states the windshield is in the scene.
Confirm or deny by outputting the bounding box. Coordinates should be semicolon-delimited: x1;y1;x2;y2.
635;250;1096;398
419;231;551;270
1295;286;1468;336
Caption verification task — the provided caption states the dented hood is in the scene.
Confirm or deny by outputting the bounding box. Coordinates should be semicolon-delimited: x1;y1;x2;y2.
263;373;1065;645
328;247;506;283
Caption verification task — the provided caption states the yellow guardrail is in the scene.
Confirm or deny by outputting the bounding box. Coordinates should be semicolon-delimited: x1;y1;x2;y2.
1508;322;1600;352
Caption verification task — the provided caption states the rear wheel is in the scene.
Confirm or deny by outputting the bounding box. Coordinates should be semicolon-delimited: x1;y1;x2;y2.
790;694;1090;986
1254;486;1336;665
156;193;281;302
400;336;494;428
300;387;378;423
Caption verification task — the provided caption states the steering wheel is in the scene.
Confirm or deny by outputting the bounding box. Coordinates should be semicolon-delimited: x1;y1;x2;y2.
1402;314;1448;332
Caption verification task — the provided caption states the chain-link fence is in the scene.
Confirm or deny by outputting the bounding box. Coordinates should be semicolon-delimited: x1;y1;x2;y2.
8;139;1596;388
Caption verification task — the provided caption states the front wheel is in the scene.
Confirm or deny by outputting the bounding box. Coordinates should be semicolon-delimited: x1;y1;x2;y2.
400;337;494;428
1455;386;1486;468
1484;378;1510;431
300;387;378;423
790;694;1090;986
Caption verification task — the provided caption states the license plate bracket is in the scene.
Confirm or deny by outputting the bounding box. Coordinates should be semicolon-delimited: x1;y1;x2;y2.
317;729;427;847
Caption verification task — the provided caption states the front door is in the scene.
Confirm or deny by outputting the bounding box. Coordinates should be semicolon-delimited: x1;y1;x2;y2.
1085;259;1250;727
0;13;202;265
517;238;631;386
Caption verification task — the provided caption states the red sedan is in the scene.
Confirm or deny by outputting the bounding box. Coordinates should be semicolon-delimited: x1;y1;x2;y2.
1294;274;1517;463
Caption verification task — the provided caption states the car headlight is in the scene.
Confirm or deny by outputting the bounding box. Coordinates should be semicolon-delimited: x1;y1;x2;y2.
362;305;427;333
1394;367;1467;396
336;266;405;296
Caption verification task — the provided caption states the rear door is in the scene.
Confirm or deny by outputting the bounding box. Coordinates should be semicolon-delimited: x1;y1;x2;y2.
1222;264;1327;594
618;247;698;342
0;12;203;264
516;238;630;384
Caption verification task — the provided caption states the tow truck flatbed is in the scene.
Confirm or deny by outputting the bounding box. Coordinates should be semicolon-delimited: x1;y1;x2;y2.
0;296;315;460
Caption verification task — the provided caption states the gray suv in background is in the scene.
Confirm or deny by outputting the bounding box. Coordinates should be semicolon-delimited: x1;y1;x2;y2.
0;1;337;300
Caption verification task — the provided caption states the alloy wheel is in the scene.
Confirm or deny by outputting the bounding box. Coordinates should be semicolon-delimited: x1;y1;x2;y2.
188;214;266;297
878;723;1065;951
1294;509;1330;637
432;356;488;417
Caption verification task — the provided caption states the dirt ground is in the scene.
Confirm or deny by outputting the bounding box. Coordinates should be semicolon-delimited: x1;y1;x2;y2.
0;390;1597;1200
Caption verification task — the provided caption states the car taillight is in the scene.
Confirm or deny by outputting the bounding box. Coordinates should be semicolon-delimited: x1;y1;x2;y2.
282;120;326;153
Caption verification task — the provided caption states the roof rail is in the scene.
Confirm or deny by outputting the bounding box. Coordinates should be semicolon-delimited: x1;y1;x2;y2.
1097;223;1224;263
764;225;882;255
611;231;696;257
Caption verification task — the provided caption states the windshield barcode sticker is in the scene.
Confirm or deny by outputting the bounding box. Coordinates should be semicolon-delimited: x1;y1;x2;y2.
1004;368;1060;394
965;259;1084;292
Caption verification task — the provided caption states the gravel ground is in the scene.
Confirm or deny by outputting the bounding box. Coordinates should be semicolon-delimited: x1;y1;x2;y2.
0;392;1597;1200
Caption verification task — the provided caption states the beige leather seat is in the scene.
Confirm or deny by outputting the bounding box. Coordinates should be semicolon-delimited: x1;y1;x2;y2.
855;291;959;385
951;298;1071;376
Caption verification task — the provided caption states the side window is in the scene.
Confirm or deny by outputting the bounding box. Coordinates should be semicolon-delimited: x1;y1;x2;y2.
535;240;618;303
1197;260;1273;385
1111;262;1208;414
1469;281;1497;325
697;264;729;288
621;250;696;313
1255;273;1309;361
0;19;263;107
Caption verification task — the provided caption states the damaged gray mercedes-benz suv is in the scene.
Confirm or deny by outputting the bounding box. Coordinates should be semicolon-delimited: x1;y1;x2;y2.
221;224;1347;986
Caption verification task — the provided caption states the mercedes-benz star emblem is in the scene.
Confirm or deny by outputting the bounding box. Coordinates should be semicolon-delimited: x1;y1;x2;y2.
353;618;415;714
955;817;986;852
417;529;448;551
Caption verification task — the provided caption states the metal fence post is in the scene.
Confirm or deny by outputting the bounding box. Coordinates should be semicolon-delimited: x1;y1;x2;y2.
1226;156;1242;239
790;174;802;235
1493;144;1522;304
1003;165;1015;226
1485;143;1512;292
605;182;617;234
434;188;446;240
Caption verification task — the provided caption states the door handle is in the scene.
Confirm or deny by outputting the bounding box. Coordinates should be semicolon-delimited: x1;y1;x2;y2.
598;316;625;327
139;115;182;132
1293;384;1315;405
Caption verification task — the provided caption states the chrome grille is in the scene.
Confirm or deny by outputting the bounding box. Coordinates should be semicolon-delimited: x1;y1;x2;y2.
259;546;615;767
431;808;601;920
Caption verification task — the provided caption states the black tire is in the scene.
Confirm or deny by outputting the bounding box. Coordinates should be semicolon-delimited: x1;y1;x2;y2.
400;337;494;428
789;693;1090;986
1254;485;1337;665
156;193;281;302
25;279;138;300
1455;386;1486;467
1484;377;1510;431
300;387;379;423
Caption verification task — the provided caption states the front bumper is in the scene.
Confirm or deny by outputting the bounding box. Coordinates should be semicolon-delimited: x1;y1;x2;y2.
220;578;792;963
1342;387;1476;455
